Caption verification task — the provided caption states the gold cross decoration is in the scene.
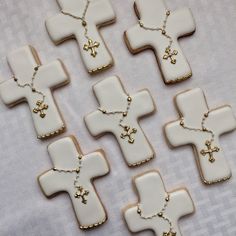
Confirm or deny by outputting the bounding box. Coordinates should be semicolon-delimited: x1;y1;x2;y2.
74;186;89;204
33;100;48;118
163;47;178;64
163;231;177;236
120;126;137;144
83;38;100;57
200;140;220;163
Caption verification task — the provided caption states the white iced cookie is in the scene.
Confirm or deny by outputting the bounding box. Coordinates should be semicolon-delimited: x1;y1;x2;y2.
123;171;195;236
38;136;110;229
124;0;196;84
0;45;70;139
84;76;155;167
164;88;236;184
46;0;116;74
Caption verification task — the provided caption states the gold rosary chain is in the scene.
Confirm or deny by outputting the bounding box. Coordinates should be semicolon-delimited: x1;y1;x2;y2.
13;65;46;103
61;0;91;40
180;110;215;143
52;154;86;199
139;10;173;49
137;193;174;232
98;94;132;128
98;94;137;143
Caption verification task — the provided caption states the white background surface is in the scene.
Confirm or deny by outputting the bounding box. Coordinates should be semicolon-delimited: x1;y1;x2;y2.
0;0;236;235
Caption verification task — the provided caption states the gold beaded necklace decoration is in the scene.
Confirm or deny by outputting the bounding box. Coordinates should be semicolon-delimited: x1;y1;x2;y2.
180;110;220;163
13;65;48;118
98;94;137;144
137;193;176;236
61;0;100;57
53;154;90;204
138;10;178;64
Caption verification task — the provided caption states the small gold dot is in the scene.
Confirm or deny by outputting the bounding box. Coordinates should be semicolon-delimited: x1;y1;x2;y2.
82;21;87;27
162;30;166;35
166;10;170;16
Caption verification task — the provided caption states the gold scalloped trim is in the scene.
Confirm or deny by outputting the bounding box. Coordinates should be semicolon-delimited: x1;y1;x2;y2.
79;217;107;230
37;125;66;139
128;155;154;167
203;174;232;185
88;63;112;74
166;72;192;84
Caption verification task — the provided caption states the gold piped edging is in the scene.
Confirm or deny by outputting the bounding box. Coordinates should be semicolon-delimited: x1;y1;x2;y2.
79;217;107;230
88;63;112;74
203;174;232;185
166;72;192;84
128;155;154;167
37;125;66;139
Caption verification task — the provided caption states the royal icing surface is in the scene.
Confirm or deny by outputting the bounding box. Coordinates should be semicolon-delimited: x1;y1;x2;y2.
124;171;194;235
165;88;236;184
38;136;109;229
0;46;69;139
84;76;155;167
125;0;196;84
46;0;116;73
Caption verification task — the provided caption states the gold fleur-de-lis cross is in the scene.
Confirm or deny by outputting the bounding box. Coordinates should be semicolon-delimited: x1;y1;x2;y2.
33;100;48;118
163;231;177;236
120;126;137;144
83;38;100;57
74;186;89;204
200;140;220;163
163;47;178;64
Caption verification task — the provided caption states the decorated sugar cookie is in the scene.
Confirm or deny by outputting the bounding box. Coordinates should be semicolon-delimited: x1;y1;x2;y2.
164;88;236;184
38;136;109;229
0;46;70;139
84;76;155;167
123;171;195;236
46;0;116;74
124;0;196;84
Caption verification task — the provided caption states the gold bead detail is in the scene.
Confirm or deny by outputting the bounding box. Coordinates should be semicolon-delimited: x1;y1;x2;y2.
180;120;184;126
166;10;170;16
127;96;132;102
139;21;144;27
158;212;163;217
162;30;166;35
137;209;141;214
82;20;87;27
123;112;127;117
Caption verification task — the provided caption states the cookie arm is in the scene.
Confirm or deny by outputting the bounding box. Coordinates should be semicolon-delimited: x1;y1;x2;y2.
84;152;109;179
210;106;236;135
124;206;153;233
170;189;195;219
164;121;194;146
46;14;76;43
125;25;149;51
38;60;70;89
0;80;25;106
132;90;155;118
38;170;66;196
84;111;110;137
91;0;116;25
171;7;196;38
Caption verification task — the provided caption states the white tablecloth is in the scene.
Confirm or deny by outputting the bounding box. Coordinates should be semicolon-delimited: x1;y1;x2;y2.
0;0;235;235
